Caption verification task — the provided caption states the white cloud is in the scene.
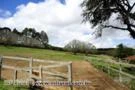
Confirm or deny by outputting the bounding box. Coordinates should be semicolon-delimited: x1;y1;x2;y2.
0;0;134;48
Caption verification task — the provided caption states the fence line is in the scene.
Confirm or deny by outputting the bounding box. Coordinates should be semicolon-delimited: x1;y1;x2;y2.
87;58;135;79
3;56;67;64
86;57;135;90
86;57;135;67
0;55;73;90
108;66;135;79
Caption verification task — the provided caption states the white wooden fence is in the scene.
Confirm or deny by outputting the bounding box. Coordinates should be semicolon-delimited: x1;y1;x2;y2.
0;56;73;90
86;57;135;89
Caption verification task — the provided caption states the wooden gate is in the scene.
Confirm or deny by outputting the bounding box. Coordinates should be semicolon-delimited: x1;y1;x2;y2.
0;56;73;90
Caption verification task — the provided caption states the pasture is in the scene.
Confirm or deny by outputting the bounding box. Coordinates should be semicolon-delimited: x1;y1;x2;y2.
0;45;131;90
0;45;85;61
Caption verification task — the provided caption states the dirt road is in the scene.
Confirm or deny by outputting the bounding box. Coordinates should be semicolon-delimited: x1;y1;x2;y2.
72;61;128;90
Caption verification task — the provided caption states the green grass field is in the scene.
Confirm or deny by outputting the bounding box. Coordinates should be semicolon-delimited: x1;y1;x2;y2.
0;45;86;61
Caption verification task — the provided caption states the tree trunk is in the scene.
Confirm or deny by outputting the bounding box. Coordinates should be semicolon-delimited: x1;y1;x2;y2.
128;28;135;39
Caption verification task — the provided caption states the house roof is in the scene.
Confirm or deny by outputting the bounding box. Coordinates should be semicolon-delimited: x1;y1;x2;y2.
125;55;135;61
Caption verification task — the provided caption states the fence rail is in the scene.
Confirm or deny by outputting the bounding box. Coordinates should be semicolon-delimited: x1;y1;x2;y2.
0;55;73;90
86;57;135;90
3;56;68;64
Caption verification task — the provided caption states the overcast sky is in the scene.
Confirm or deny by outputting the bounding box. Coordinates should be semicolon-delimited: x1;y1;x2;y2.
0;0;135;48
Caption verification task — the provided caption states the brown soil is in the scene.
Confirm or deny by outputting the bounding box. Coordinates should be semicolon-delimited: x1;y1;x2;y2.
1;60;129;90
72;61;128;90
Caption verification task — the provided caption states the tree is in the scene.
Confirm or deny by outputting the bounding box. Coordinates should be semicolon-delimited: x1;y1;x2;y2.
65;40;80;55
83;43;96;55
64;39;96;55
22;28;29;37
22;28;49;47
40;31;49;46
22;28;36;38
2;27;11;32
34;32;41;40
116;44;124;58
0;27;12;45
13;28;22;36
81;0;135;38
115;43;134;58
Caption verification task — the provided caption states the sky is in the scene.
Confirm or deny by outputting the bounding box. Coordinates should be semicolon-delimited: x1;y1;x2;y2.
0;0;134;48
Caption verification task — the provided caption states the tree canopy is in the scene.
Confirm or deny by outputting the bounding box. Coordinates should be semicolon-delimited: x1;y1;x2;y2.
0;27;49;47
81;0;135;38
40;31;49;46
22;28;49;46
22;28;36;38
64;39;96;55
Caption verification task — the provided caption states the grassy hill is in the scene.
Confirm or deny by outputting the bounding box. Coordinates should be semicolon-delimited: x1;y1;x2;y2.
0;45;86;61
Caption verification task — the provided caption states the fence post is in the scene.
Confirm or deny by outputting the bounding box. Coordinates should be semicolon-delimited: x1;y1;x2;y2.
119;64;122;82
29;57;33;79
119;59;122;83
39;65;43;81
0;56;3;80
14;69;17;83
68;62;73;90
107;64;110;75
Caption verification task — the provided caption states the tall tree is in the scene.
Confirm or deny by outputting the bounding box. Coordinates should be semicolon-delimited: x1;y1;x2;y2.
81;0;135;38
116;43;124;58
13;28;22;36
40;31;49;45
22;28;36;38
22;28;49;47
0;27;12;44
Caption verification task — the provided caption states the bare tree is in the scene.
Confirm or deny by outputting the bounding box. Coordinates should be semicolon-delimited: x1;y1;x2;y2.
65;39;96;55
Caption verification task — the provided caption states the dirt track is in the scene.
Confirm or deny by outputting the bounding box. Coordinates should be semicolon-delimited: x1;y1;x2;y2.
2;60;129;90
72;61;128;90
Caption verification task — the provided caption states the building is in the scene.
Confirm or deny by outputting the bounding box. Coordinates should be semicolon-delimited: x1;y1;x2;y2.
125;55;135;64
